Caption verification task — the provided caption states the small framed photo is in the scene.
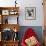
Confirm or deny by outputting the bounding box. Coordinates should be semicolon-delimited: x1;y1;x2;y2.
25;7;36;20
2;10;9;15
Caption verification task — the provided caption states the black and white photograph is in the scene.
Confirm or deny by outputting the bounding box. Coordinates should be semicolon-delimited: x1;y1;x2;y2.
25;7;36;20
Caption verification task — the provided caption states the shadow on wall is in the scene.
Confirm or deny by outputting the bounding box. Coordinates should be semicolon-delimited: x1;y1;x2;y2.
18;26;43;44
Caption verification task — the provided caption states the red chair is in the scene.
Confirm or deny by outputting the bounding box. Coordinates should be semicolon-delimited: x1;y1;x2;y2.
21;28;41;46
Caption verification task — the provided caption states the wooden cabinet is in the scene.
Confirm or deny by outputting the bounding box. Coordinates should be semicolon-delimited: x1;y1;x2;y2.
43;0;46;46
2;41;19;46
0;7;20;46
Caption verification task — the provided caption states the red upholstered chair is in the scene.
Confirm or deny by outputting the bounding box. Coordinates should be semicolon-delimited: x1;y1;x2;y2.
21;28;41;46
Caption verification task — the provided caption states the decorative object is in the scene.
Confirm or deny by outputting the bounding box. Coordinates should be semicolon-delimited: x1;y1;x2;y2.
25;36;38;46
9;10;18;15
5;18;8;24
13;32;18;41
2;28;13;41
25;7;36;20
2;10;9;15
14;28;17;32
15;0;17;7
2;16;8;24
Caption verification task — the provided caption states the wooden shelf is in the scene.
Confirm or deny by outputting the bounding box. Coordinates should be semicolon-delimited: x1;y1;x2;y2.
0;24;20;32
0;7;19;10
1;40;19;46
2;40;19;42
0;7;19;24
0;7;19;15
0;7;20;46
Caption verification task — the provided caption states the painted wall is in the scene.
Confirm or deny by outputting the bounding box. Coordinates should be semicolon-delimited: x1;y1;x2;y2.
18;0;44;26
0;0;44;26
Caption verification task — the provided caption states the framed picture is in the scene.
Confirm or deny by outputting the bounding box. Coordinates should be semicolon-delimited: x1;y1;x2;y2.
25;7;36;20
2;10;9;15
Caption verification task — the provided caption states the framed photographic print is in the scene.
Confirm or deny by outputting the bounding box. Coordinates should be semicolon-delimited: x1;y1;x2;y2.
2;10;9;15
25;7;36;20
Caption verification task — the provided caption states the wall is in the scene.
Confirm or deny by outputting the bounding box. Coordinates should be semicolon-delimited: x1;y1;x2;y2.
18;0;44;26
0;0;44;26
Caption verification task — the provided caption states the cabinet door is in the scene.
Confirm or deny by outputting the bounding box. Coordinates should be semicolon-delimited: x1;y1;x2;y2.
43;0;46;26
43;0;46;45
